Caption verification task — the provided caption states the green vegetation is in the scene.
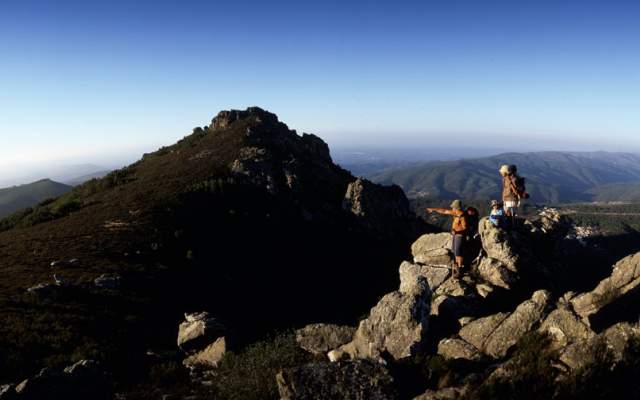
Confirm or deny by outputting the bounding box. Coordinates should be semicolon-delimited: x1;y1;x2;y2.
0;179;72;218
559;203;640;235
208;332;315;400
469;332;556;400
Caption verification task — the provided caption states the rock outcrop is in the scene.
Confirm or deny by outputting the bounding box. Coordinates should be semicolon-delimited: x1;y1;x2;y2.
331;270;431;361
447;290;550;359
295;324;355;356
276;360;397;400
411;233;453;267
570;252;640;323
400;262;450;292
559;322;640;371
177;312;228;368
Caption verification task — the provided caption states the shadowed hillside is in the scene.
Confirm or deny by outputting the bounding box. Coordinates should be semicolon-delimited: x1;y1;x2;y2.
0;108;428;389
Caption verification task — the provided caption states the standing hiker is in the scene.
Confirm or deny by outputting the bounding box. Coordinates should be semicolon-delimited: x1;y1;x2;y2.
426;199;468;277
500;164;519;226
500;164;529;227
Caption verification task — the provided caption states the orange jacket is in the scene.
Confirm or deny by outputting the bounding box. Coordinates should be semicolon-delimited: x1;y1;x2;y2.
427;207;468;234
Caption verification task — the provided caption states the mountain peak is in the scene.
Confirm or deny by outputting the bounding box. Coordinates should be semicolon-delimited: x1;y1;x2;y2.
210;106;279;130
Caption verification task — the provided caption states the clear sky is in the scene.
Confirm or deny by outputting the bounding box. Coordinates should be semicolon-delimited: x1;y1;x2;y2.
1;0;639;170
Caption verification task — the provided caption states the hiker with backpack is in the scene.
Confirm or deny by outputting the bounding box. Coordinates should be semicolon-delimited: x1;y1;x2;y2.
426;200;478;277
500;164;529;226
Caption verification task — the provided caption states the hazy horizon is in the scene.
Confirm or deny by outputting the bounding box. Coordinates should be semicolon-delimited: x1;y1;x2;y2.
2;139;639;188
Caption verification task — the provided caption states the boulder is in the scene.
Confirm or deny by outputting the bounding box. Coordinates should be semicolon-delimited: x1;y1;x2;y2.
437;338;482;361
570;252;640;322
536;208;572;237
478;218;523;272
411;233;453;266
295;324;355;356
483;290;550;358
177;312;227;353
400;262;450;292
459;313;510;351
538;306;594;350
183;337;227;368
559;322;640;371
458;290;550;358
477;257;517;289
430;278;480;318
276;360;398;400
343;178;420;238
335;276;431;360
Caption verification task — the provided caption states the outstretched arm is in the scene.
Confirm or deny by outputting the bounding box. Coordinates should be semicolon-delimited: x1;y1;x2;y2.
426;207;455;216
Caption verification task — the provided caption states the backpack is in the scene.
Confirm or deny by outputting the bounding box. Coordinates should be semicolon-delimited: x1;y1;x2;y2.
464;207;480;236
513;175;530;199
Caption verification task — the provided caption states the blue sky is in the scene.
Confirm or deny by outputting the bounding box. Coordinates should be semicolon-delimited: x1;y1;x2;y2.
1;0;639;169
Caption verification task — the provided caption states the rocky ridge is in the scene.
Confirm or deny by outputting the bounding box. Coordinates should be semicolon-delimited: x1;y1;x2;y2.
277;209;640;399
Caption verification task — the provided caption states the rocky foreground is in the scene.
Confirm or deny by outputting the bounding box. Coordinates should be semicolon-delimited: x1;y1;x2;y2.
275;211;640;399
4;209;640;399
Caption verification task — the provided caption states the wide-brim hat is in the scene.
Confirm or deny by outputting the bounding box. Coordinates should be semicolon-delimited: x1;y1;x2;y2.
499;165;510;174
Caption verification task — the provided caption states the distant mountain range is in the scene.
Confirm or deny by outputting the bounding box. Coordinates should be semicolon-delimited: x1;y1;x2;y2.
0;163;111;188
62;170;111;186
369;151;640;204
0;179;72;218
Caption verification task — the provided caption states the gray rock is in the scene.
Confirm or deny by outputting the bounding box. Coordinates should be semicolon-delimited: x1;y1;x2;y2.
411;233;453;266
571;252;640;322
295;324;355;356
430;279;480;318
177;312;227;353
400;261;450;292
276;360;398;400
183;337;227;368
343;178;420;237
539;307;594;350
483;290;551;358
437;338;482;361
336;276;431;360
559;322;640;370
478;218;523;272
458;290;550;358
459;313;510;351
477;257;517;289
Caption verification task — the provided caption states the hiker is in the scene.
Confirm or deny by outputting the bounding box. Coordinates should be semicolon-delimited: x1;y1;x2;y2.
426;199;469;277
500;164;519;226
489;200;505;228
